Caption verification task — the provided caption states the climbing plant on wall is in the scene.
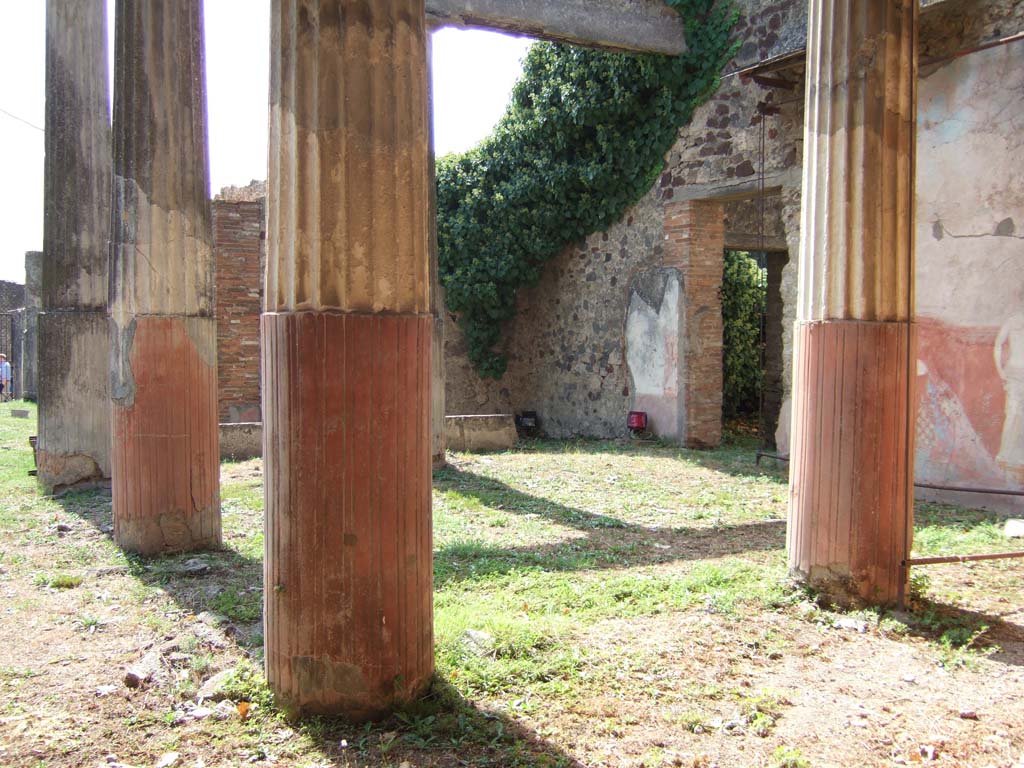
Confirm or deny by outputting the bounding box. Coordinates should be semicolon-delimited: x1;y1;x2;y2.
436;0;738;378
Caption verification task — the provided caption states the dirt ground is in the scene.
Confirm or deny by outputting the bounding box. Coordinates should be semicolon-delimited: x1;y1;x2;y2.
1;416;1022;768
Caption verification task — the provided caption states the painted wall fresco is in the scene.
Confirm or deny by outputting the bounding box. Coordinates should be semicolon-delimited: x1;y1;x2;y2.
625;269;683;439
915;43;1024;509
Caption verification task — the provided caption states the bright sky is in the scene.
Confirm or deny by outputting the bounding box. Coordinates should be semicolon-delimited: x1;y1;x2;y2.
0;2;533;284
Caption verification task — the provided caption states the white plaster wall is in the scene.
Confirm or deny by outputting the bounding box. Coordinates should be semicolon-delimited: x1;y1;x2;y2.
626;271;683;439
914;43;1024;510
917;44;1024;327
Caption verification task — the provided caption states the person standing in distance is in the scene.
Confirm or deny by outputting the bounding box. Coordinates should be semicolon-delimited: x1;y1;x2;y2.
0;353;11;401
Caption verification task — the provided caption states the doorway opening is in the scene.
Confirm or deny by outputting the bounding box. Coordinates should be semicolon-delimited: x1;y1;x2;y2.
721;248;788;449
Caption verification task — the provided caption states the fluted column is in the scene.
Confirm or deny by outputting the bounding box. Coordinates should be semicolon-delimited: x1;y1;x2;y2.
39;0;112;494
428;35;446;469
788;0;917;604
109;0;220;555
263;0;434;718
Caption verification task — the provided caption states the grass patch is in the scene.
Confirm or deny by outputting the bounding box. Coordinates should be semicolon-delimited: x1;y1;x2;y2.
0;407;1019;768
913;503;1009;557
772;746;811;768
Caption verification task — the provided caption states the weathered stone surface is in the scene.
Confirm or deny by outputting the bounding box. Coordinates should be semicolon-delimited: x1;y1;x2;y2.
110;1;215;322
219;422;262;461
0;281;25;313
124;650;163;688
111;316;221;556
913;28;1024;514
266;1;430;315
263;313;433;719
444;190;666;438
19;252;42;402
37;310;110;490
196;668;234;702
788;0;918;606
428;41;446;469
445;414;517;452
444;0;807;441
42;0;110;312
110;0;220;555
426;0;687;55
625;269;683;440
264;0;434;718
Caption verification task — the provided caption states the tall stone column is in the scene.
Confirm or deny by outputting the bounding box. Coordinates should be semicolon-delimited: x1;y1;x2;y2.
109;0;221;555
20;253;43;402
788;0;917;604
39;0;112;493
263;0;434;717
428;35;447;470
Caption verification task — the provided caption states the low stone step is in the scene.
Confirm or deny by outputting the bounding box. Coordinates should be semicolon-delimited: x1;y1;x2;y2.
445;414;517;453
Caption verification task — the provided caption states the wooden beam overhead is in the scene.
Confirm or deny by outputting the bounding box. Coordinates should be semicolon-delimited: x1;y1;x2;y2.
425;0;687;55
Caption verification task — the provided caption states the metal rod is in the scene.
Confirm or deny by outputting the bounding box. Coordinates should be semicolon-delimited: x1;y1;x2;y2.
748;457;1023;499
914;482;1024;498
755;451;789;466
905;551;1024;566
919;30;1024;67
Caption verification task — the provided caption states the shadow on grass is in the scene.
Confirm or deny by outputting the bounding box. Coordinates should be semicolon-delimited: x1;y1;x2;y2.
894;597;1024;669
914;501;1018;534
434;466;785;586
291;675;585;767
504;434;790;484
52;487;266;652
49;489;586;765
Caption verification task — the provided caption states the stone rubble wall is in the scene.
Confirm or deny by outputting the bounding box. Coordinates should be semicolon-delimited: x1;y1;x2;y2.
445;0;807;440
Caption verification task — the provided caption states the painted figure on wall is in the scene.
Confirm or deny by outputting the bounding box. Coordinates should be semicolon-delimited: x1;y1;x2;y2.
995;312;1024;482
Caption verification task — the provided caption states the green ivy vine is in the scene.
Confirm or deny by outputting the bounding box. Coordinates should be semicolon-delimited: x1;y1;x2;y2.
722;250;765;418
436;0;738;378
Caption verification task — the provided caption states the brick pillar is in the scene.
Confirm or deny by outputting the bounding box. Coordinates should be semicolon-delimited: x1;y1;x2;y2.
213;199;265;424
788;0;917;605
38;0;112;493
663;199;724;448
109;0;220;555
263;0;433;718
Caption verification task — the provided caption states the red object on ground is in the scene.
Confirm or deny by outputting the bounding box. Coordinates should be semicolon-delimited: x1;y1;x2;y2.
627;411;648;430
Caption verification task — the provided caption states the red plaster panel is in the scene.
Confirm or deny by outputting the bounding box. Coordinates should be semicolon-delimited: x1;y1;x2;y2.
262;311;433;719
788;320;915;605
916;317;1003;459
112;316;221;555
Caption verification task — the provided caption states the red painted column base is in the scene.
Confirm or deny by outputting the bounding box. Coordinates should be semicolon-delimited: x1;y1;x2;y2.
262;311;434;719
112;316;221;555
788;320;916;605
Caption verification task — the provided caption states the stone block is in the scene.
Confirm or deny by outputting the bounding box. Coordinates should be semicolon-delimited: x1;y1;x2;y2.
445;414;518;453
219;422;262;461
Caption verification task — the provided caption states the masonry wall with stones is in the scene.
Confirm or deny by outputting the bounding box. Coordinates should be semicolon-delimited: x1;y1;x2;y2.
213;194;265;423
446;0;1024;485
445;0;807;442
0;280;24;314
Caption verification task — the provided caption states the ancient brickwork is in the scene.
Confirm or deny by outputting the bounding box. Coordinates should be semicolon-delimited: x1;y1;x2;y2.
213;198;265;423
664;200;724;447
